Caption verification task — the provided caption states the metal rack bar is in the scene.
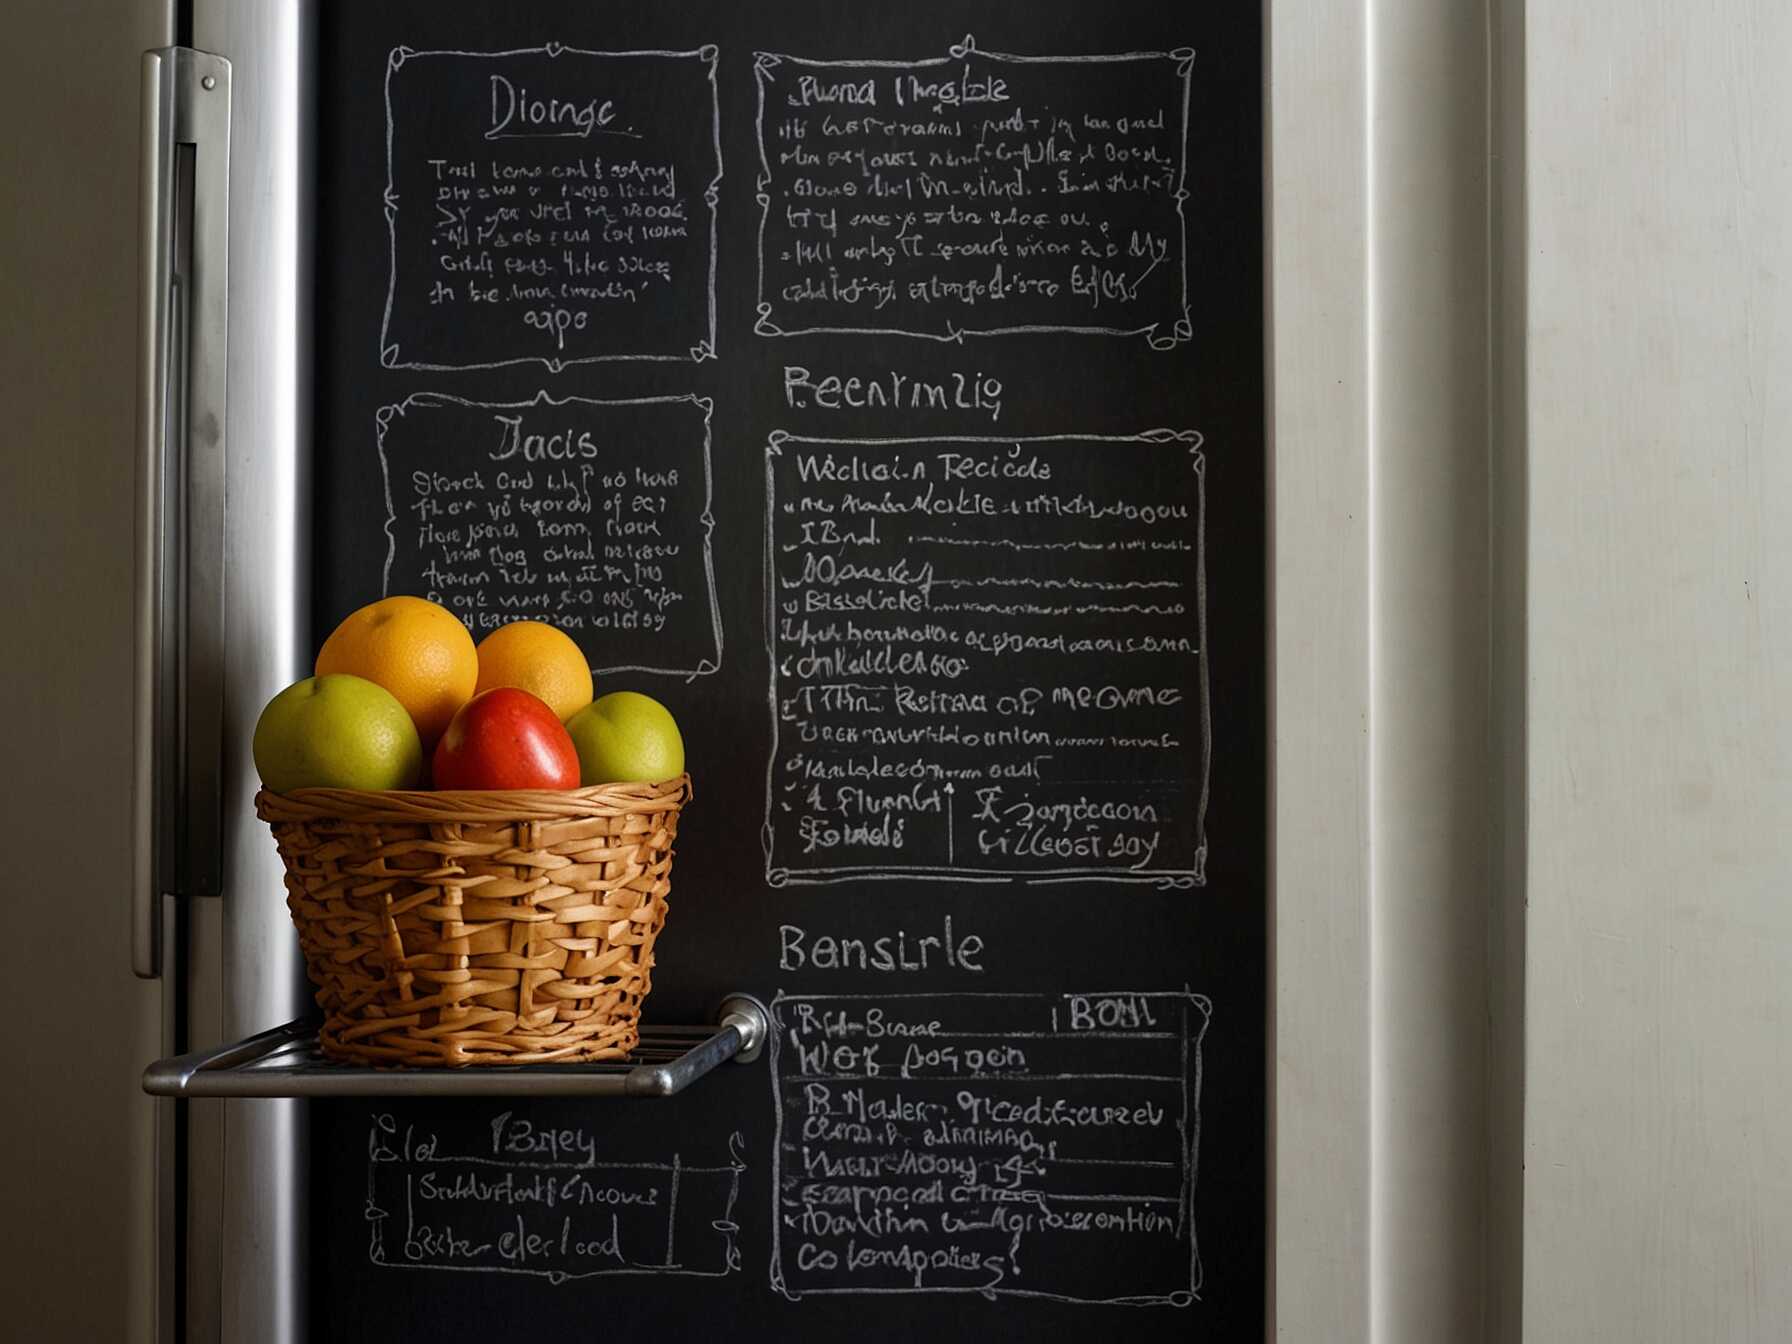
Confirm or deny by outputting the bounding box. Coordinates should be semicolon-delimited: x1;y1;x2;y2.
143;994;768;1098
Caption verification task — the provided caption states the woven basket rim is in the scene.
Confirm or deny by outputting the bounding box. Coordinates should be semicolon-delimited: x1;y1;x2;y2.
256;773;690;824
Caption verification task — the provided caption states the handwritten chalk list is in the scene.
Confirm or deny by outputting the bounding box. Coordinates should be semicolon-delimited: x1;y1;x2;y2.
769;991;1208;1303
376;391;722;676
365;1111;745;1283
763;432;1208;886
754;38;1193;346
382;45;721;371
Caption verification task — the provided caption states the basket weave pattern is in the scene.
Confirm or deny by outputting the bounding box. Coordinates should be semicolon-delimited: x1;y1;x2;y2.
256;777;689;1067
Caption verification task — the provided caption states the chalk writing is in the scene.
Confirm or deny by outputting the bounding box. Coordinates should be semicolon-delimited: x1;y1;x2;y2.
365;1111;746;1283
769;990;1208;1303
784;364;1005;421
754;36;1193;346
762;431;1207;885
377;391;722;677
777;915;987;974
383;44;720;370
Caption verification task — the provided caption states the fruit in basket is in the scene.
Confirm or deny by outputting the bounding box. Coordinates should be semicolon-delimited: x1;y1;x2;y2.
473;619;594;721
431;687;581;791
315;595;477;746
565;691;685;785
251;674;423;793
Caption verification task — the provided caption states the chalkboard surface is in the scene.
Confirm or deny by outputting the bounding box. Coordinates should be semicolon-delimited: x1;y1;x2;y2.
311;2;1263;1339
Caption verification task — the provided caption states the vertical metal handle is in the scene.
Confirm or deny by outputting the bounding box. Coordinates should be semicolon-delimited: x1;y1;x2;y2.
135;48;231;978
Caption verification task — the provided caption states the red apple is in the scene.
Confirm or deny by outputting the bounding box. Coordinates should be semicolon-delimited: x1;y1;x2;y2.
431;688;580;791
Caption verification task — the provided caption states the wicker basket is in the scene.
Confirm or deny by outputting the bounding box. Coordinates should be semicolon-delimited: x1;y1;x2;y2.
256;776;689;1067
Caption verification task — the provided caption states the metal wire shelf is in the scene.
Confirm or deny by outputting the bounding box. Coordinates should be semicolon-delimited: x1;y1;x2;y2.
142;994;768;1098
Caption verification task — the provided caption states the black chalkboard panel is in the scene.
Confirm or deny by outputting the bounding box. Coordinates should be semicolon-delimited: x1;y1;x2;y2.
312;2;1262;1340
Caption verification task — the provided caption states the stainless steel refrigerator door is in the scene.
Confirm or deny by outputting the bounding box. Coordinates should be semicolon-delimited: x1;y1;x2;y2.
178;3;317;1343
2;0;174;1340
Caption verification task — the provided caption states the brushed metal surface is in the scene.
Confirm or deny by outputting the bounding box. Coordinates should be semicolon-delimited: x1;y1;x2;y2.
135;47;232;979
185;3;317;1342
135;51;172;979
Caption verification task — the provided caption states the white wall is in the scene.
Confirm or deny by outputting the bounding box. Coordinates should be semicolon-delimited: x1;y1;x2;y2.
1523;2;1792;1339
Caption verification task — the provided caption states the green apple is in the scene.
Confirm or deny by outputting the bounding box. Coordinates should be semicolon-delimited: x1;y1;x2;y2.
565;691;685;785
252;673;423;792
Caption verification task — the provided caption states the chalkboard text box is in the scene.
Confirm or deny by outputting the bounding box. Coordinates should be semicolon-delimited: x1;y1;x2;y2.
364;1110;747;1284
382;43;722;371
754;36;1194;347
762;431;1209;887
768;990;1210;1304
376;390;723;677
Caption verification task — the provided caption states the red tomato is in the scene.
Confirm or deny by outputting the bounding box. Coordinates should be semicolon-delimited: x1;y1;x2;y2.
431;688;580;790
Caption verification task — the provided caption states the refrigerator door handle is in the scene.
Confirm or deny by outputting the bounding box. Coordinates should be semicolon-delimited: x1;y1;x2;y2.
134;47;231;979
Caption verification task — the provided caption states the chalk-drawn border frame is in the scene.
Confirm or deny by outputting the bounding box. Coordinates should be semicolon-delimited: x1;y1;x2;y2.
381;43;722;372
761;430;1208;888
365;1115;748;1283
752;34;1195;349
375;390;723;679
767;989;1211;1305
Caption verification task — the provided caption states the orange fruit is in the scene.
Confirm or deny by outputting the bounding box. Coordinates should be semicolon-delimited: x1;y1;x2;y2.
474;621;594;722
315;596;478;746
